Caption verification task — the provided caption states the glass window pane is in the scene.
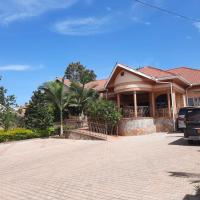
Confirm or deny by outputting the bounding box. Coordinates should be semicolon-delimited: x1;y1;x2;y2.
194;98;198;106
188;98;194;106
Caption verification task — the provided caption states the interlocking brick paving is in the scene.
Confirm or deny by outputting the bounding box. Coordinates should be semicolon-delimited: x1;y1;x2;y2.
0;133;200;200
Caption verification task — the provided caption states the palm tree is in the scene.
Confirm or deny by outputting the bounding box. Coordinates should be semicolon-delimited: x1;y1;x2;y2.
40;79;73;135
70;81;99;118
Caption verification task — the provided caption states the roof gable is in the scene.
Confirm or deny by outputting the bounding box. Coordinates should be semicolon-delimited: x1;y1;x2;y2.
105;64;155;88
114;70;143;85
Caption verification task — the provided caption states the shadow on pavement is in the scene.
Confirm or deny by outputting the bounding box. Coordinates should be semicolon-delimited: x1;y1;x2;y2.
169;172;200;179
183;195;200;200
168;138;189;146
168;138;200;146
168;172;200;200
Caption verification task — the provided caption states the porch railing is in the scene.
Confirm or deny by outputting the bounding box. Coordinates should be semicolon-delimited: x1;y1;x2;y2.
122;106;150;118
155;108;170;118
122;106;172;118
88;121;117;135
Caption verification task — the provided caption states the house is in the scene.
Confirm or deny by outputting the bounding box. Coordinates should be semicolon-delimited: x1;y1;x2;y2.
90;63;200;135
17;104;28;117
60;63;200;135
105;63;200;111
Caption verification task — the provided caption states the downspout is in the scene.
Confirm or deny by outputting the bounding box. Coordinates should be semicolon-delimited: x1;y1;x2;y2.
185;84;193;106
155;80;176;132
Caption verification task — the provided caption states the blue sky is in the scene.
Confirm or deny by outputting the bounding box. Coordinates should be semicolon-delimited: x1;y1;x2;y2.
0;0;200;105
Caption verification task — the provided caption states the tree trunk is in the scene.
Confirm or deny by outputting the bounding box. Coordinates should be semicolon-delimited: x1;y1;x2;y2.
60;108;63;136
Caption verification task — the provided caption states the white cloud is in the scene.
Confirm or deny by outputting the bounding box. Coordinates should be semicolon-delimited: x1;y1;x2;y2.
0;0;78;24
0;65;32;71
194;22;200;32
52;17;112;36
131;17;151;26
84;0;95;6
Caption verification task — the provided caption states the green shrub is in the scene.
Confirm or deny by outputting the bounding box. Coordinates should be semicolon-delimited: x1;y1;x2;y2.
0;128;49;143
47;127;56;136
87;99;122;125
35;129;50;138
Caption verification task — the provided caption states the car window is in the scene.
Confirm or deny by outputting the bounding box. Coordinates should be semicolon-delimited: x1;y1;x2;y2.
187;109;200;121
179;108;186;115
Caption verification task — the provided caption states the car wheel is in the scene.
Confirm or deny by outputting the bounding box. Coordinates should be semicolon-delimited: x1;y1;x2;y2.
188;140;194;145
180;128;185;133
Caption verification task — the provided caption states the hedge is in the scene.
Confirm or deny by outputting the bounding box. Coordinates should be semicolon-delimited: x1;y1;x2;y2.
0;128;49;143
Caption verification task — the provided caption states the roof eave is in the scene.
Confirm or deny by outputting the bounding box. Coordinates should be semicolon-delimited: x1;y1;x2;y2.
157;75;191;86
191;83;200;86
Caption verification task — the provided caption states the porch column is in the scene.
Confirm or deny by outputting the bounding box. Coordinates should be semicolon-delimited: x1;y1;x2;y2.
172;92;177;116
133;91;137;117
167;92;171;117
117;93;120;108
150;92;155;117
182;94;186;107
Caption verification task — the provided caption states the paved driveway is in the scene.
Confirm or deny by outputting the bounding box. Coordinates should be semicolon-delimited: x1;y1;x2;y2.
0;133;200;200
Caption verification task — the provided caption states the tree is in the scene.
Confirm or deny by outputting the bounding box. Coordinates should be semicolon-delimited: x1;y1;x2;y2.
0;89;17;131
0;87;6;106
25;89;54;131
70;82;99;117
40;80;74;135
65;62;96;86
0;109;17;131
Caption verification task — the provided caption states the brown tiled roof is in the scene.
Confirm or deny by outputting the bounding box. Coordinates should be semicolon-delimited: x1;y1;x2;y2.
57;65;200;91
56;78;71;86
63;79;71;86
138;66;175;78
85;79;107;91
57;77;107;91
167;67;200;85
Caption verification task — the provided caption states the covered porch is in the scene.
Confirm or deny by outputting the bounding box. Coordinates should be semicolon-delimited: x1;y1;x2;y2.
115;90;180;118
107;89;186;136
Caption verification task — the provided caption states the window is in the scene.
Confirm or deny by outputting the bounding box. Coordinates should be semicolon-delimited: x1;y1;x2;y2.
188;98;194;106
194;98;199;106
188;97;200;106
120;71;124;76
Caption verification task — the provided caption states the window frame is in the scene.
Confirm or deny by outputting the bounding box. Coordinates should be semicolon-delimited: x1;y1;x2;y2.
188;97;200;106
